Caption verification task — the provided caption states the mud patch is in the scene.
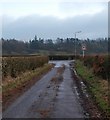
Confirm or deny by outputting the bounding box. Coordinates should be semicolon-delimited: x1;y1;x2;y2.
37;108;52;118
70;63;103;118
27;66;65;118
51;65;65;84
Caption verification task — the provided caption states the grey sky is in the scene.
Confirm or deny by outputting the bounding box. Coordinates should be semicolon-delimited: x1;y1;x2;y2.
1;0;108;41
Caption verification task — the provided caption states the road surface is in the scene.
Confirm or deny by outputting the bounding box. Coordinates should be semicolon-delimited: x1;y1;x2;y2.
3;60;85;118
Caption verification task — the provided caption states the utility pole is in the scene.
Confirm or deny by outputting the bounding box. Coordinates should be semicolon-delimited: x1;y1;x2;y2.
74;31;81;59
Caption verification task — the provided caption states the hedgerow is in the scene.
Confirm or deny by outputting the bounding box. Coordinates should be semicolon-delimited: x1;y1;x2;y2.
81;55;110;79
2;56;48;79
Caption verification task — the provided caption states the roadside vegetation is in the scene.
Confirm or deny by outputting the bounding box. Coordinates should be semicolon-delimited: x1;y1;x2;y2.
2;56;54;110
75;55;109;116
2;56;48;79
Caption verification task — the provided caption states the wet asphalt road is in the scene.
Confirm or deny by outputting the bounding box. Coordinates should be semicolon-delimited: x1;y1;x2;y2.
3;60;85;118
51;64;84;118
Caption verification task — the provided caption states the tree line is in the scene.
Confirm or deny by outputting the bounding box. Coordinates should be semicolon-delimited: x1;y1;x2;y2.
1;36;108;55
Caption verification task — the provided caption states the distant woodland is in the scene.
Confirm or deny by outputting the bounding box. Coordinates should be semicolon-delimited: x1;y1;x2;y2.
1;36;108;55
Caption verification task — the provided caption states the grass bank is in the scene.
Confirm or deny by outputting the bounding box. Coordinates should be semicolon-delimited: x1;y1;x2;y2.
75;60;109;116
2;63;54;110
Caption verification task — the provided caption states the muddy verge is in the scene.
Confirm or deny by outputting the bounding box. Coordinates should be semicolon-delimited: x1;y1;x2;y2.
70;62;108;118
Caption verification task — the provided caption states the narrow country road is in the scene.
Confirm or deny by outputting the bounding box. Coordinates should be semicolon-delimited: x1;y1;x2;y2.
3;60;85;118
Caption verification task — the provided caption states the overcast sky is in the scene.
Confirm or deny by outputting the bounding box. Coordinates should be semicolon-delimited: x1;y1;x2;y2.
1;0;109;41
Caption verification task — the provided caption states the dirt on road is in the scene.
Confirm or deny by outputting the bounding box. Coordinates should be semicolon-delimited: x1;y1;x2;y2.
3;60;102;118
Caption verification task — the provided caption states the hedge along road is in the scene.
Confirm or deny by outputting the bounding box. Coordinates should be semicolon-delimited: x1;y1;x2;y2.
3;60;85;118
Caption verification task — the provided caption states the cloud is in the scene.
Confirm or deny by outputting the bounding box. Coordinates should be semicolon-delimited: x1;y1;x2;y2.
1;0;109;3
2;7;107;41
1;1;107;19
1;1;108;40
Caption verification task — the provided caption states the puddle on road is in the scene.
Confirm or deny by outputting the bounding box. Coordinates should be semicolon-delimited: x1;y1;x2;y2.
49;60;74;68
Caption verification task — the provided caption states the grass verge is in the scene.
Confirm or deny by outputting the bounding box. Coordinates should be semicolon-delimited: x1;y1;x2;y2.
75;60;109;116
2;63;54;110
